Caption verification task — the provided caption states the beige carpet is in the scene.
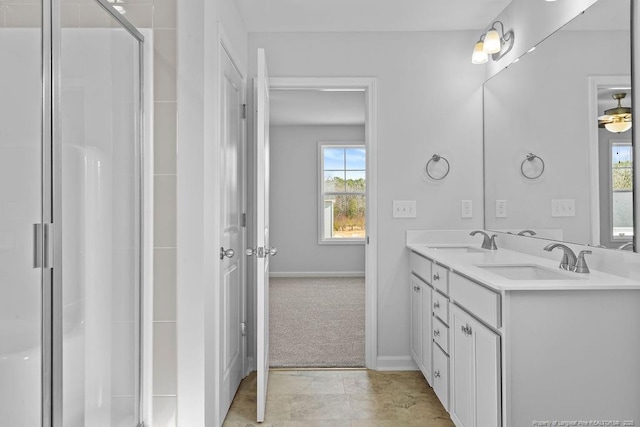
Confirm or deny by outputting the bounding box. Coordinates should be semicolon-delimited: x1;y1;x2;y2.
269;277;365;368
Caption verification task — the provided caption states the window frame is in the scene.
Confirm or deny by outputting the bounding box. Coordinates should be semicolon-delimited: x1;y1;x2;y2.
317;142;367;245
609;139;633;241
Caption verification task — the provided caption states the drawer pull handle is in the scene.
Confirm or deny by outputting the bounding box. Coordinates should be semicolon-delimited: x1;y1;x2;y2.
433;301;440;309
434;329;440;337
434;370;441;378
433;273;440;281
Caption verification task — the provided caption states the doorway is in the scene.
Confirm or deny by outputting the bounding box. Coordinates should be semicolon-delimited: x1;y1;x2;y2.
588;76;634;249
262;78;378;369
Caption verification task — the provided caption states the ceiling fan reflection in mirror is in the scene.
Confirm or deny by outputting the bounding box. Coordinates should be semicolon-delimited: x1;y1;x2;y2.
598;92;632;133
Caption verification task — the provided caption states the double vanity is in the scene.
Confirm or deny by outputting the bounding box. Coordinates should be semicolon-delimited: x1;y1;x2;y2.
407;230;640;427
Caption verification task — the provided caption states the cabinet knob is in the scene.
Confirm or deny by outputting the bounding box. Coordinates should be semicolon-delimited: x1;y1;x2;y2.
434;370;441;378
433;273;440;281
433;301;440;309
461;324;473;336
434;329;440;337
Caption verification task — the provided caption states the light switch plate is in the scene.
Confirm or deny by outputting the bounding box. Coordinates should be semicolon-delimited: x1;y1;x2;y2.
461;200;473;218
551;199;576;217
393;200;417;218
496;200;507;218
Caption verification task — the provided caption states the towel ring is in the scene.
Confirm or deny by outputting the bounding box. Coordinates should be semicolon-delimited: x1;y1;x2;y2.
520;153;545;180
426;154;450;181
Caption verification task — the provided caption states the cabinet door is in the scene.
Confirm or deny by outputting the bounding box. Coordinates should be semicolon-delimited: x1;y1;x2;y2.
451;306;474;427
420;283;433;384
410;277;423;369
472;316;501;427
451;304;501;427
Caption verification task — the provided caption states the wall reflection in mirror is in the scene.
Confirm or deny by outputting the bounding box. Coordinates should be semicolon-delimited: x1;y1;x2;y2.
483;0;634;251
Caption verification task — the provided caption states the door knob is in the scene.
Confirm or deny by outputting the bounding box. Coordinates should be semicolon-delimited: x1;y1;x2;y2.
267;247;278;256
220;247;235;259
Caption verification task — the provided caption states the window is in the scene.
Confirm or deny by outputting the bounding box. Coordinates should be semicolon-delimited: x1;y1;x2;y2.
611;141;633;239
319;144;366;243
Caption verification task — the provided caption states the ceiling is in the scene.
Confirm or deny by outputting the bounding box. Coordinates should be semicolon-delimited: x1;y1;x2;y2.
270;90;365;126
234;0;513;33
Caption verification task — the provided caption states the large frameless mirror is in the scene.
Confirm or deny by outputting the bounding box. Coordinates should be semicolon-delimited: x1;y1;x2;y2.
483;0;634;251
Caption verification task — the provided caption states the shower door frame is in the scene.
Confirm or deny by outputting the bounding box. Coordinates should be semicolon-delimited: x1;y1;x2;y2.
42;0;149;425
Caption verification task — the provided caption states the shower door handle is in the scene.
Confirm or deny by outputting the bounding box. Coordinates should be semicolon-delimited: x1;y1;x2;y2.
34;223;54;269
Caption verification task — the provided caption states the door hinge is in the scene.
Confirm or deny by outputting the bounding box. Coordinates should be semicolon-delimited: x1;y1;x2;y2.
241;213;247;227
34;223;54;269
241;104;247;119
241;322;247;337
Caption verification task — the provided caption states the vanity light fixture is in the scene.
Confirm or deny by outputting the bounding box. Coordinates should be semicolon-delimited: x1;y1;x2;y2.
471;21;515;65
598;93;632;133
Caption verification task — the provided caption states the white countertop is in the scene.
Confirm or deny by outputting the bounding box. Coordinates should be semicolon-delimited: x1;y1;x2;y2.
407;243;640;292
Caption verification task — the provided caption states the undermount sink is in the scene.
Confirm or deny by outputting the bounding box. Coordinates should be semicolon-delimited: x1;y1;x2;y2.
476;264;579;280
424;245;485;253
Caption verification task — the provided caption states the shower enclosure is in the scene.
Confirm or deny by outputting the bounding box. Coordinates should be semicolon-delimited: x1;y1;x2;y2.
0;0;147;425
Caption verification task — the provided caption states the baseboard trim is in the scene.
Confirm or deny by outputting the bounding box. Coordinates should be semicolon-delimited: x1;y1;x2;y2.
375;356;419;371
269;271;366;278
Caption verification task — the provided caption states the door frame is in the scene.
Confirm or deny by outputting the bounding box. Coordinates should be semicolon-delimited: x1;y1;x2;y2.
267;77;378;369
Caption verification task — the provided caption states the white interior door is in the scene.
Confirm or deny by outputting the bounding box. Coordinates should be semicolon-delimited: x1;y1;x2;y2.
218;47;245;421
255;47;273;423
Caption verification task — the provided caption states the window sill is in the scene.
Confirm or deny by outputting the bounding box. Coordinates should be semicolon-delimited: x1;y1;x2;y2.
318;239;366;246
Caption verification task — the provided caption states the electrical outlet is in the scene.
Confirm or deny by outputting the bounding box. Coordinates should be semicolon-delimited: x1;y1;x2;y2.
393;200;417;218
461;200;473;218
551;199;576;217
496;200;507;218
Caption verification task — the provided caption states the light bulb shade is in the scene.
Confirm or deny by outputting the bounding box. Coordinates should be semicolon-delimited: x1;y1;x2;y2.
471;41;488;64
604;120;632;133
483;29;501;54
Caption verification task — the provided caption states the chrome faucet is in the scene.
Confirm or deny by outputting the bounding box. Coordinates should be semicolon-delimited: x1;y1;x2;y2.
543;243;578;271
470;230;498;250
574;250;592;274
618;242;634;251
517;229;537;236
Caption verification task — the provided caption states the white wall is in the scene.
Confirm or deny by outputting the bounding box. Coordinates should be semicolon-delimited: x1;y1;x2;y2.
270;125;366;276
248;31;485;365
177;0;247;424
484;30;630;245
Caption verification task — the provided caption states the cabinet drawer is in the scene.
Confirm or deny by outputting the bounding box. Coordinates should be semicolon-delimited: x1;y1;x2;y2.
432;316;449;354
450;272;501;329
433;343;449;411
431;263;449;294
432;291;449;324
410;251;432;284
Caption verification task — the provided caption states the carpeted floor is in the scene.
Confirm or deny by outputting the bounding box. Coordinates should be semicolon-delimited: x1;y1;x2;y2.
269;277;365;368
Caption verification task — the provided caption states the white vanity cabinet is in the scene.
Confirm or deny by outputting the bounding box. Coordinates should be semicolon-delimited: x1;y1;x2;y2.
410;252;451;408
410;273;433;383
408;238;640;427
450;304;501;427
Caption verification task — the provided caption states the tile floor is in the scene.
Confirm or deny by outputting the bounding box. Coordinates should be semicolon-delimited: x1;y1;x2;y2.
222;369;455;426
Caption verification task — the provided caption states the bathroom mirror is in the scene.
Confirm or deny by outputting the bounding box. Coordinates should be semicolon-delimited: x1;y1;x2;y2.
483;0;634;250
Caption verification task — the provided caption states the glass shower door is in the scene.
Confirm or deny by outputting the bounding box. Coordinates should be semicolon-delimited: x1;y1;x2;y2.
0;2;45;426
58;0;143;425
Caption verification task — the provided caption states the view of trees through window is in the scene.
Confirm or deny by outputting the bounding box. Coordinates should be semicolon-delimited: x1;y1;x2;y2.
322;146;366;240
612;142;633;238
